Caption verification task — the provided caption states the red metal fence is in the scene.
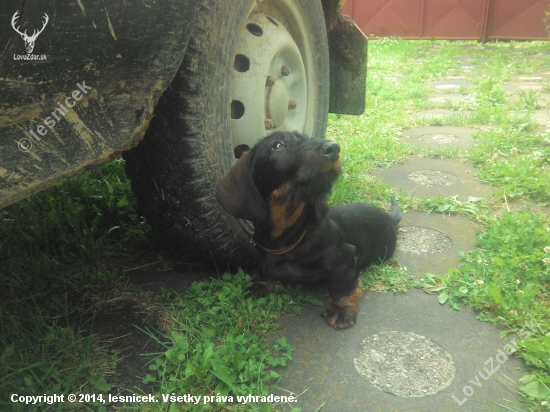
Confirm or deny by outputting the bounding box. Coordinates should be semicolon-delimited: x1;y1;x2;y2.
342;0;549;41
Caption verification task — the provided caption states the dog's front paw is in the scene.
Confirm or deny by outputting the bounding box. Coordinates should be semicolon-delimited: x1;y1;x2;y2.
321;286;362;329
322;300;357;329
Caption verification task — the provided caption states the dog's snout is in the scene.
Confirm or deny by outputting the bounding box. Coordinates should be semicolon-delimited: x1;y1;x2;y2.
319;141;340;161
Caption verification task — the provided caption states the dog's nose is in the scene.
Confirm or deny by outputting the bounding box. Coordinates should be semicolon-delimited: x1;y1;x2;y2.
319;141;340;162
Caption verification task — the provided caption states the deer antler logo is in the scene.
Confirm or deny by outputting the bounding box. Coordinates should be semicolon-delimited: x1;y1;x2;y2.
11;10;49;54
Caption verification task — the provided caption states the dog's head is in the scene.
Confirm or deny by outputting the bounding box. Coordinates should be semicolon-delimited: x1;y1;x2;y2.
216;131;341;235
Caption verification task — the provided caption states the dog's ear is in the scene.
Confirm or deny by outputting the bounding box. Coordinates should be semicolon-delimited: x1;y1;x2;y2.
216;151;268;222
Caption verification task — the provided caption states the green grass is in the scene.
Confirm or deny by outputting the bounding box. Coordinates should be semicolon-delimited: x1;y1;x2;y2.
0;159;148;411
139;272;323;411
1;39;550;411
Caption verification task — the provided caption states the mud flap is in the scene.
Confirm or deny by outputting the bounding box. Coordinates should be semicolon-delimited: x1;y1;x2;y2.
327;15;368;115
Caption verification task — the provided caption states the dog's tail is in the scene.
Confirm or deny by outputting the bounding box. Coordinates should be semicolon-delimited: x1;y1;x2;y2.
389;197;402;226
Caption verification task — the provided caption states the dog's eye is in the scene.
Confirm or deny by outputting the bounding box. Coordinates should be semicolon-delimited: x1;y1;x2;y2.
271;141;286;151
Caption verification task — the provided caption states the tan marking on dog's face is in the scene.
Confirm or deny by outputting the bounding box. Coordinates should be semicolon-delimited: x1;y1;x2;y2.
322;157;341;174
269;183;305;238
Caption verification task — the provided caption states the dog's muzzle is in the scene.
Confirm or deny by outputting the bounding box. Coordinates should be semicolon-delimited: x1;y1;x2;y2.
319;141;340;162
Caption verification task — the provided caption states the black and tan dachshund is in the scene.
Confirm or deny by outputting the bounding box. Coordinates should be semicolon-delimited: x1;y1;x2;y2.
216;131;401;329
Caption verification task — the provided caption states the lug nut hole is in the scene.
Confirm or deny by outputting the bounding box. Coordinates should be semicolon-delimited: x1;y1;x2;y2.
234;54;250;72
231;100;245;119
246;23;263;37
234;144;250;159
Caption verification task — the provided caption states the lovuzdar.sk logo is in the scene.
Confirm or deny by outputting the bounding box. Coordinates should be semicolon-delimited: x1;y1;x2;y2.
11;10;49;60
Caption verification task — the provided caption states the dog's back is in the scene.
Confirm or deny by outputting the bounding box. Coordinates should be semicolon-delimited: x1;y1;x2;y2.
328;197;401;271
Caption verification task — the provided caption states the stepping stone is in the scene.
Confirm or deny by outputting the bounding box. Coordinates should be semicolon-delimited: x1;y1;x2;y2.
533;109;550;127
460;65;479;73
537;94;550;108
513;73;550;81
502;82;544;93
428;94;473;104
412;109;471;121
398;126;479;150
461;44;486;50
426;79;471;91
269;290;527;412
382;74;406;83
371;158;494;201
395;211;480;276
455;57;487;64
455;57;485;72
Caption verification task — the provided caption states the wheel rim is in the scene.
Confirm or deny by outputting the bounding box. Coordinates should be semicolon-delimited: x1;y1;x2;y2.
230;1;318;156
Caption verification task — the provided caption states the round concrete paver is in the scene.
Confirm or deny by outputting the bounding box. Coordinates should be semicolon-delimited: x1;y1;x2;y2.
503;82;544;93
428;93;473;104
354;331;455;397
455;57;485;73
533;109;550;127
408;170;459;186
426;79;471;91
394;211;480;276
397;226;453;255
382;75;406;82
455;57;486;63
419;134;459;144
412;109;471;121
371;157;493;201
398;126;479;150
513;73;550;82
461;65;478;73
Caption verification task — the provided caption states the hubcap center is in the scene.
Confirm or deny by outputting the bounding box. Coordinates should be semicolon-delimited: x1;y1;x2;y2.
266;78;290;127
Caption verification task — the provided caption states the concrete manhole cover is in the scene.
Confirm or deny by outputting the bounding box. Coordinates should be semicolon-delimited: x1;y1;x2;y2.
397;226;452;254
353;331;455;397
428;94;472;104
426;79;471;91
418;133;459;144
503;82;544;92
412;109;472;120
517;75;544;81
435;84;460;90
408;170;459;186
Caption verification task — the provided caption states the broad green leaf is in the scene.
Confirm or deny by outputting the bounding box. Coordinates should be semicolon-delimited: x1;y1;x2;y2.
519;380;550;400
438;292;449;304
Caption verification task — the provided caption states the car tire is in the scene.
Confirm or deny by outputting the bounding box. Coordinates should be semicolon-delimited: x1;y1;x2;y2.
124;0;330;266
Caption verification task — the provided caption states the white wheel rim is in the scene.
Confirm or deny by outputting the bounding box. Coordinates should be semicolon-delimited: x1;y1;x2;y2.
230;1;317;155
